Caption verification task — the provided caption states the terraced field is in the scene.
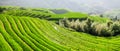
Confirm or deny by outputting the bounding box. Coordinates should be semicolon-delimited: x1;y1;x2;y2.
0;14;120;51
0;14;71;51
0;6;120;51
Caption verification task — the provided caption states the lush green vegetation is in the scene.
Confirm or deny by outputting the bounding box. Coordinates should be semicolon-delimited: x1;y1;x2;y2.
51;12;89;18
0;14;70;51
0;6;53;19
0;6;120;51
88;15;111;23
58;18;120;36
3;9;52;19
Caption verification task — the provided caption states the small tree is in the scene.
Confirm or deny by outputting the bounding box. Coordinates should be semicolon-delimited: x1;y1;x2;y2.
59;19;64;27
111;22;120;35
64;18;70;27
107;21;113;27
79;21;88;32
91;23;114;36
69;19;75;29
74;19;80;30
100;14;103;17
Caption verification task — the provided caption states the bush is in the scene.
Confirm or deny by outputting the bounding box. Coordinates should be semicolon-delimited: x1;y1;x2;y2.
69;19;75;29
111;22;120;35
79;21;88;32
91;23;114;36
59;18;70;27
58;18;120;37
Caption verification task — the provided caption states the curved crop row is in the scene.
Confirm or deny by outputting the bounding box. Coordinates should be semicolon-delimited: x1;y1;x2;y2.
0;14;69;51
3;9;51;19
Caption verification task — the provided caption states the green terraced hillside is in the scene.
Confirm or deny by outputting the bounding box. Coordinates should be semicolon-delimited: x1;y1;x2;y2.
0;14;70;51
0;6;120;51
0;14;120;51
51;12;88;18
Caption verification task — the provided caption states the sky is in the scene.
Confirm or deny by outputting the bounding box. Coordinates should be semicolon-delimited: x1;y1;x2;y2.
69;0;120;13
1;0;120;8
0;0;120;13
71;0;120;9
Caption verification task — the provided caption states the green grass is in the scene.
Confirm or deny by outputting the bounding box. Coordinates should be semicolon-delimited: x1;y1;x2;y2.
51;12;88;18
88;16;111;23
2;9;52;19
50;12;111;23
0;33;12;51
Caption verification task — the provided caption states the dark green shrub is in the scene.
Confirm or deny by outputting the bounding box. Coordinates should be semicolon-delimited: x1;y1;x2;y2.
111;22;120;35
69;19;75;28
107;21;113;27
78;21;88;32
91;23;114;36
59;19;65;27
59;18;70;27
63;18;70;27
58;18;120;37
73;19;80;30
101;28;114;36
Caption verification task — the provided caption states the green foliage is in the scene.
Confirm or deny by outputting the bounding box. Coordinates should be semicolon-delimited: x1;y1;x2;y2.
88;16;111;23
59;18;120;37
3;9;52;19
0;6;54;19
111;21;120;35
51;12;88;18
91;23;114;36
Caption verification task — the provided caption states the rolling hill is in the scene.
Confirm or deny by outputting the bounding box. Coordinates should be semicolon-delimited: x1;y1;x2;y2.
0;6;120;51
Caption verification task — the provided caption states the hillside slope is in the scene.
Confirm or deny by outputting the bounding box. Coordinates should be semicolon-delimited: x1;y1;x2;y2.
0;14;120;51
0;14;70;51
